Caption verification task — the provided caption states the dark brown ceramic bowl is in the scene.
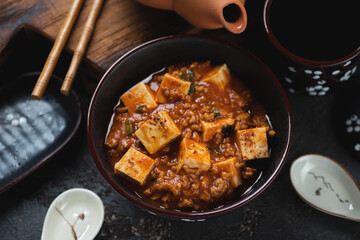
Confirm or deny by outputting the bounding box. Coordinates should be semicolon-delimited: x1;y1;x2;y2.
87;35;292;220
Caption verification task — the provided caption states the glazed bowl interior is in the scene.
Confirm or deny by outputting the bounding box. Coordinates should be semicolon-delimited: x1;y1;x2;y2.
88;35;292;219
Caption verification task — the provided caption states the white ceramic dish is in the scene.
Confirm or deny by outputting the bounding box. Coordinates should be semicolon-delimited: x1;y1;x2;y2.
41;188;104;240
290;154;360;222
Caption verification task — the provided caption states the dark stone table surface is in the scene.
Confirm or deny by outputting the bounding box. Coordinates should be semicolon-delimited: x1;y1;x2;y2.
1;1;360;239
1;81;360;240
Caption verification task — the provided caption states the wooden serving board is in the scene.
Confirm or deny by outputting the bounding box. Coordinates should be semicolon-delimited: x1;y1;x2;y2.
0;0;191;71
0;0;270;82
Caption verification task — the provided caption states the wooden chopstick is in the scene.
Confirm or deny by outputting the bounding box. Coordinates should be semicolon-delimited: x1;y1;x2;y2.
61;0;104;95
32;0;85;100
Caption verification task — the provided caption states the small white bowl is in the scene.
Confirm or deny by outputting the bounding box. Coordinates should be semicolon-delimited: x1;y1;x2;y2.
41;188;104;240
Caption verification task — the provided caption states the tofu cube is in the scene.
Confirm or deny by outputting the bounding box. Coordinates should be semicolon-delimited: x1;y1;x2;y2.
155;73;192;103
200;117;235;141
236;127;269;160
135;111;181;154
114;147;155;185
201;64;230;90
213;157;242;187
120;83;158;114
177;138;211;172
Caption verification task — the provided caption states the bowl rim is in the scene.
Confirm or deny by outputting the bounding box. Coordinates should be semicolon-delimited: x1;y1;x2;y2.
87;34;292;219
263;0;360;67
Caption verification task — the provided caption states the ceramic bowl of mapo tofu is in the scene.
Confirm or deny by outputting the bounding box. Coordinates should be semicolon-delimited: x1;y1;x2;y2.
88;35;292;219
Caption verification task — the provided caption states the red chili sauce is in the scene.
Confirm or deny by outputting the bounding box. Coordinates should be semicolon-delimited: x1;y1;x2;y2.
105;61;275;211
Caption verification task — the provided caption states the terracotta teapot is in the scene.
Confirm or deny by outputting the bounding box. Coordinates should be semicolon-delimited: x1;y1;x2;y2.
136;0;247;34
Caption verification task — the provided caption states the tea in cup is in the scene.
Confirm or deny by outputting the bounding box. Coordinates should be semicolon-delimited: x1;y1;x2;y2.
263;0;360;96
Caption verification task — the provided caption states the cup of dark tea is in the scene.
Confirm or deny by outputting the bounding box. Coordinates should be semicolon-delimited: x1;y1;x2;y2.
263;0;360;96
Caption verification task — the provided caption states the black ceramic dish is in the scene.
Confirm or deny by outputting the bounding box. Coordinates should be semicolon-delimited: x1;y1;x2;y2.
88;35;292;219
0;73;81;193
0;24;100;194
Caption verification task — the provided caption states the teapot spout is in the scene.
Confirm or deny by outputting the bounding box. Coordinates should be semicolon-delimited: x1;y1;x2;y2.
136;0;248;34
220;1;247;34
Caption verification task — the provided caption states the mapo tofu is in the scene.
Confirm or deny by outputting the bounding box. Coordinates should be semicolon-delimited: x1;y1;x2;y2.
105;61;275;211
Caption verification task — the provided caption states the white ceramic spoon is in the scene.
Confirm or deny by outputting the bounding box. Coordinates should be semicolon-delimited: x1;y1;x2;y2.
290;154;360;222
41;188;104;240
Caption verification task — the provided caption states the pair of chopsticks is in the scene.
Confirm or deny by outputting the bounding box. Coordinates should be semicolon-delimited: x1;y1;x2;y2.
32;0;103;99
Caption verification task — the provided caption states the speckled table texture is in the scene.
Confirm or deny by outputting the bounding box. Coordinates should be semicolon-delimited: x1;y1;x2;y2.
1;0;360;238
1;82;360;240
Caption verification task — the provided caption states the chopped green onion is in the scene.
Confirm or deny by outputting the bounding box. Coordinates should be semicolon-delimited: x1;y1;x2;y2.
180;69;195;81
168;137;178;145
211;106;220;118
188;82;195;95
125;120;133;136
151;174;157;182
207;145;222;154
136;104;146;113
